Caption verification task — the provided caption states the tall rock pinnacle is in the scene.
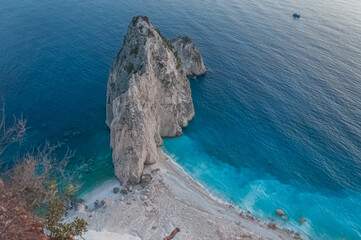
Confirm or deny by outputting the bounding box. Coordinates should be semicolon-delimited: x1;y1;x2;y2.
106;16;206;185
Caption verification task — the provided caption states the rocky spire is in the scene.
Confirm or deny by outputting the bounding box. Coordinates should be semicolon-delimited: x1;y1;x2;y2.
106;16;206;185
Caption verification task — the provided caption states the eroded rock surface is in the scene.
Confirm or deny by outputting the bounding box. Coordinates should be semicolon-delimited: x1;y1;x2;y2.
106;16;205;185
169;36;206;76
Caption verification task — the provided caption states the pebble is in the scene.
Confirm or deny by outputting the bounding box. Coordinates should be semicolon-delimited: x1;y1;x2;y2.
145;206;153;212
127;185;133;192
121;189;128;194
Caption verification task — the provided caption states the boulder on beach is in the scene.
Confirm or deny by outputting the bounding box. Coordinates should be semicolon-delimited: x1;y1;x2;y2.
113;187;120;194
140;174;152;188
76;203;88;212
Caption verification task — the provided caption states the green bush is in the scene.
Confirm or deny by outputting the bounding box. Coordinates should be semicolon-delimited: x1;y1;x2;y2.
45;184;88;240
148;29;154;38
125;63;135;74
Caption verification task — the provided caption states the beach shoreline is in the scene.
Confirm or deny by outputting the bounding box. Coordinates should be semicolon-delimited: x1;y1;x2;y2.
68;153;304;240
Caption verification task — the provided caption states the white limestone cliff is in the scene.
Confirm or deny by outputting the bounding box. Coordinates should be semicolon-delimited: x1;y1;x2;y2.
106;16;205;185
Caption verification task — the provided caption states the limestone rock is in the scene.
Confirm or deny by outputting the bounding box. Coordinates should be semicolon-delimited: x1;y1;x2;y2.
113;187;120;194
299;218;306;224
106;16;205;185
268;223;277;230
120;188;128;195
126;185;133;192
169;36;206;76
140;173;152;188
76;203;88;212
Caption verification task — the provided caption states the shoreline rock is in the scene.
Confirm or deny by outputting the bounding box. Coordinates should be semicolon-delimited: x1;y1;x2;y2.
106;16;205;185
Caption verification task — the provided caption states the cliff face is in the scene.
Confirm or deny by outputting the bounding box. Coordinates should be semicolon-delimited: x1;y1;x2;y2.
169;36;206;76
106;16;205;185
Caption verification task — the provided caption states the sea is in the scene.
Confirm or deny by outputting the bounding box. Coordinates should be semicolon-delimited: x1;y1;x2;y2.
1;0;360;239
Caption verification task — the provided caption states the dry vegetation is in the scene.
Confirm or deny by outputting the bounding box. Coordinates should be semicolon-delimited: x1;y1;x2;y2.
0;106;87;240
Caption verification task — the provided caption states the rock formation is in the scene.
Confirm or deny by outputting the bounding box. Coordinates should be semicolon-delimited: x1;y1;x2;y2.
169;36;206;76
106;16;205;185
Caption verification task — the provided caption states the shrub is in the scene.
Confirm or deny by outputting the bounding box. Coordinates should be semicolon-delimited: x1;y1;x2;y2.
130;44;139;56
125;63;135;74
147;29;154;38
45;191;88;240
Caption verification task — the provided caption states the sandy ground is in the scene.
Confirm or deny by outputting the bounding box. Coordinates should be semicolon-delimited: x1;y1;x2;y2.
68;155;304;240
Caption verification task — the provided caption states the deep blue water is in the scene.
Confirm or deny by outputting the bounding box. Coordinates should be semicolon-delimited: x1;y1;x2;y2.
1;0;361;239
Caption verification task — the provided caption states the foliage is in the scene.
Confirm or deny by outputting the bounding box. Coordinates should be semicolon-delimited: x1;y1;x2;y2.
45;186;87;240
125;63;135;74
132;16;150;26
0;107;88;240
0;103;26;157
173;51;182;69
147;29;154;38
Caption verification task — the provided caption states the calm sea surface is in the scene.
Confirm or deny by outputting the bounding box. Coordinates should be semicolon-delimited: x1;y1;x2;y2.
1;0;361;239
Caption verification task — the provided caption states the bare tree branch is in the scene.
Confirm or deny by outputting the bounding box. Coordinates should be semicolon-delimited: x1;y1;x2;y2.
0;102;26;157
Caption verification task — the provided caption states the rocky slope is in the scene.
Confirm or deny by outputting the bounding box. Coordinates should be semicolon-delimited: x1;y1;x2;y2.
106;16;205;185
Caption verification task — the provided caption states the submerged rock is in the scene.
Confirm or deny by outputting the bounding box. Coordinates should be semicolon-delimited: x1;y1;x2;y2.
275;209;285;216
106;16;205;185
299;217;306;224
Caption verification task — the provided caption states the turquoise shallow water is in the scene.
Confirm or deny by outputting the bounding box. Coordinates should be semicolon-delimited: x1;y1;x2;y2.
1;0;361;239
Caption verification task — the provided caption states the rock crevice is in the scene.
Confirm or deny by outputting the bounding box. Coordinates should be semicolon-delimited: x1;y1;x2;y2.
106;16;205;185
